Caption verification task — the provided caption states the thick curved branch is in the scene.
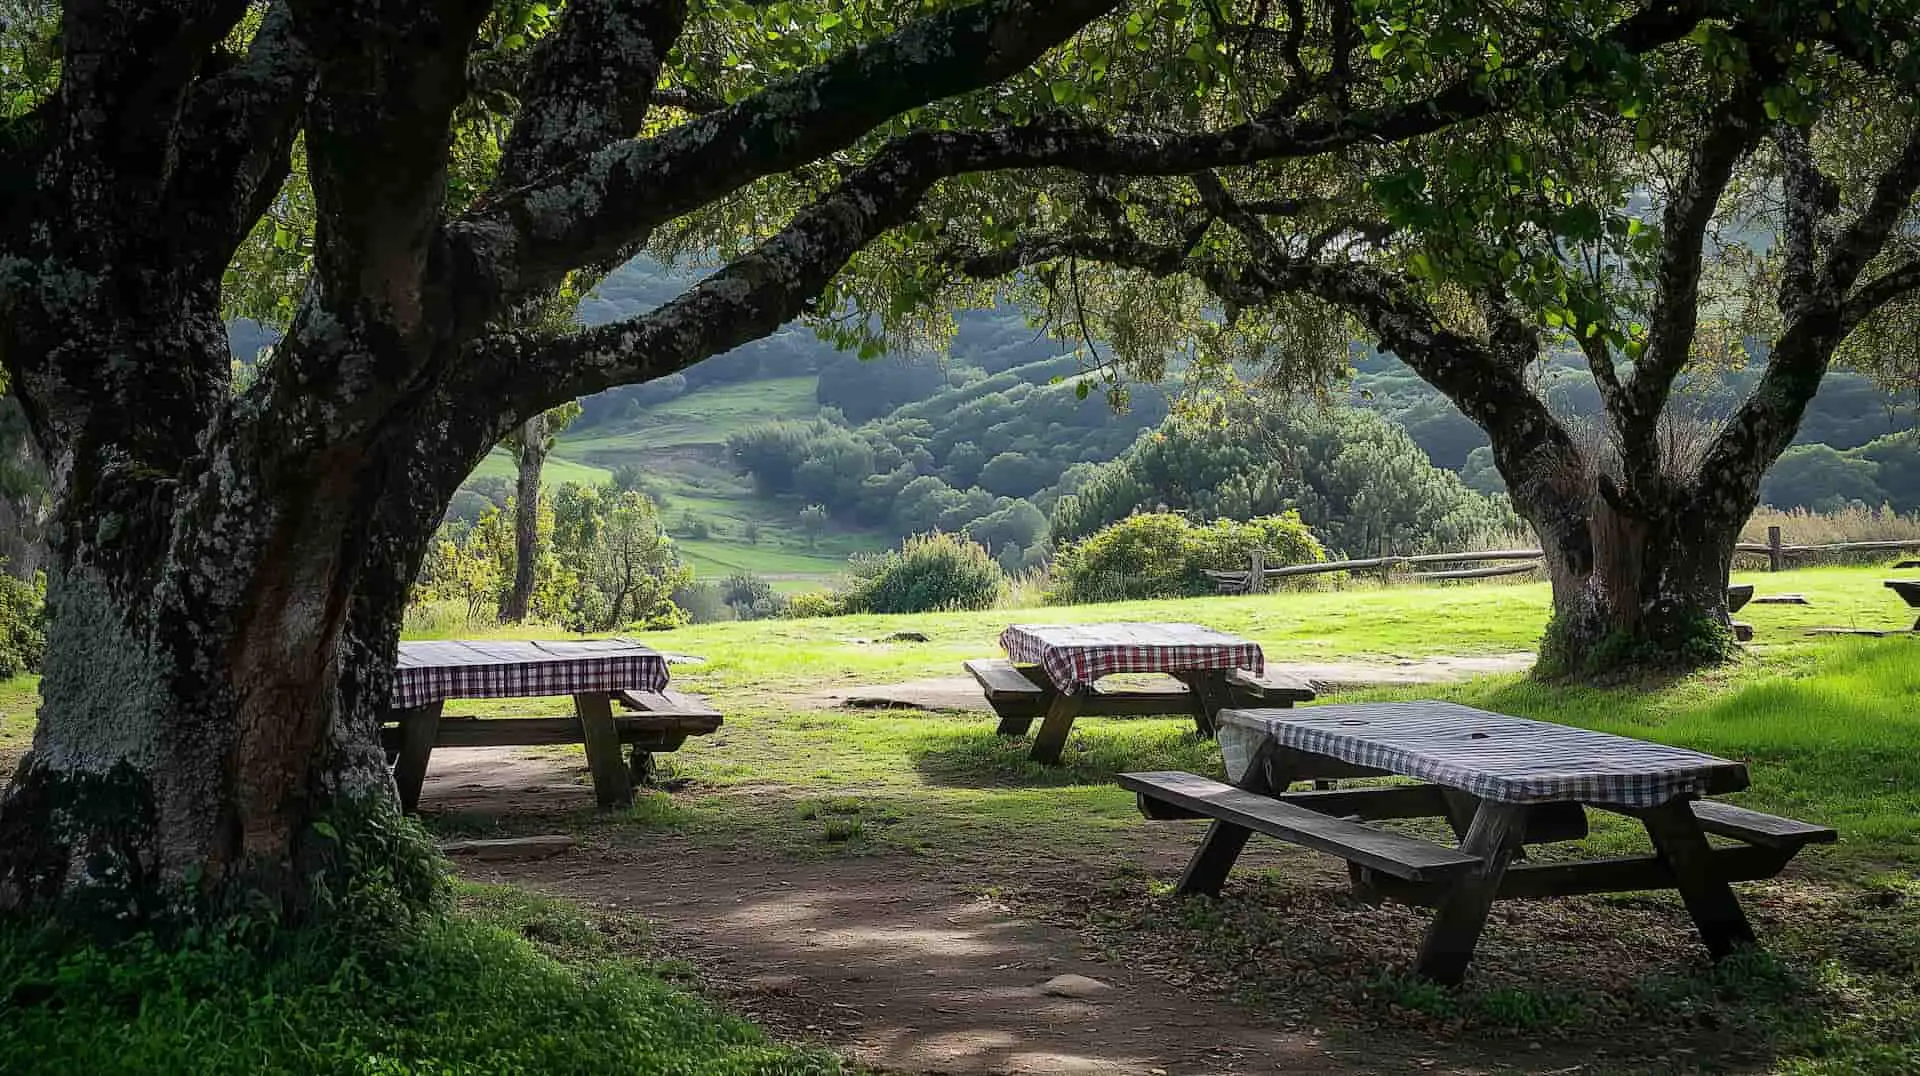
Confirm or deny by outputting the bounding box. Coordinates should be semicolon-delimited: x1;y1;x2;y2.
1773;125;1836;317
167;3;315;281
1697;122;1920;527
496;0;690;188
447;0;1125;321
1618;74;1768;438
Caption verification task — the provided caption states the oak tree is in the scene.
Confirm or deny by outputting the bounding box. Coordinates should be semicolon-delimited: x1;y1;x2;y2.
935;1;1920;676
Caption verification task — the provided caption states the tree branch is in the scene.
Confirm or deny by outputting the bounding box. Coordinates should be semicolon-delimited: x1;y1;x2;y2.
1773;124;1836;318
1618;72;1768;438
1697;122;1920;528
1841;257;1920;335
446;0;1126;322
496;0;690;188
167;3;315;281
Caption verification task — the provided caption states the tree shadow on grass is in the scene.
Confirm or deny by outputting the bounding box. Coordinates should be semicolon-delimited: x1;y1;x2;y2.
905;720;1227;790
1029;865;1918;1073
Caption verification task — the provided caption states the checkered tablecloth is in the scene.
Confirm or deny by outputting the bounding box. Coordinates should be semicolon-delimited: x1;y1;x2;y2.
391;639;670;709
999;622;1265;693
1218;702;1748;807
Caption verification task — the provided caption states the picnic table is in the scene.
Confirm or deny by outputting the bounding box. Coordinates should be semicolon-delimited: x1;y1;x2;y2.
965;622;1313;764
381;639;720;812
1121;701;1834;985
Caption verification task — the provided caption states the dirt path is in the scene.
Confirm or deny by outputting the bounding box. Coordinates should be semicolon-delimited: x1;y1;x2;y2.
466;835;1422;1075
430;754;1493;1075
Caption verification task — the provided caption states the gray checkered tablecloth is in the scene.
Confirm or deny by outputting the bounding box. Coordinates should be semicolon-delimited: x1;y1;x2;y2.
999;622;1265;693
392;639;670;709
1218;702;1748;807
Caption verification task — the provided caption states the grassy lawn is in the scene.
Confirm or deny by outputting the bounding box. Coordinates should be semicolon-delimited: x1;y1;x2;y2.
560;375;820;458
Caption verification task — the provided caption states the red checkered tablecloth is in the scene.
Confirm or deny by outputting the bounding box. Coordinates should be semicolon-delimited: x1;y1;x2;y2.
391;639;670;709
998;622;1265;693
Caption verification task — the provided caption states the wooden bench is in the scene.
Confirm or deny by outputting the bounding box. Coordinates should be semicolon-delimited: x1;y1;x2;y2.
965;658;1050;733
381;689;722;811
1885;579;1920;631
1118;771;1484;894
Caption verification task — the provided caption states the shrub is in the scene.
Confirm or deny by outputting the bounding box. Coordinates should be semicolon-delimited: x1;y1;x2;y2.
782;590;845;618
721;572;786;620
0;568;45;679
840;532;1002;614
1051;512;1325;603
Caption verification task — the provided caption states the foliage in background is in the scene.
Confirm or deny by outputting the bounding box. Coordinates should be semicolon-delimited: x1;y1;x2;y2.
1051;513;1325;604
1054;400;1515;558
840;532;1003;615
0;566;44;679
413;483;688;632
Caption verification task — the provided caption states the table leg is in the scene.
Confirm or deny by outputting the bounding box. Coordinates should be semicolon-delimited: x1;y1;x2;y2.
575;692;634;809
392;702;444;814
1414;800;1527;985
1639;799;1757;959
994;667;1054;736
1029;690;1083;765
1175;743;1301;897
1178;670;1232;738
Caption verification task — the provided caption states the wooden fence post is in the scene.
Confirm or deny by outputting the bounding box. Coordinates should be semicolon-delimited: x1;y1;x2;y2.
1247;549;1266;595
1767;526;1783;573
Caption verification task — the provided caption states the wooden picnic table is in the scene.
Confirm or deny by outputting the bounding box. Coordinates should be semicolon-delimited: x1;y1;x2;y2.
965;622;1313;764
381;639;720;812
1122;701;1834;985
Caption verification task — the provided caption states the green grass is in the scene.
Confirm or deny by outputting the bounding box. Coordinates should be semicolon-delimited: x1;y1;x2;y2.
560;376;820;459
0;884;840;1075
468;447;614;489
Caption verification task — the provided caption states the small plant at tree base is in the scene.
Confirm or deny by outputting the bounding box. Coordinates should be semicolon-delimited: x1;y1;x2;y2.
0;565;46;679
839;532;1002;614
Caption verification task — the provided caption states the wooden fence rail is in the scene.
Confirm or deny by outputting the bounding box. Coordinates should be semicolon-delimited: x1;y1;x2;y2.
1210;529;1920;593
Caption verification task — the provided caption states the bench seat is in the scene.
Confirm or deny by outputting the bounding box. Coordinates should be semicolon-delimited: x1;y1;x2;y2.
1690;800;1836;851
1119;770;1483;883
964;657;1047;701
1225;667;1316;704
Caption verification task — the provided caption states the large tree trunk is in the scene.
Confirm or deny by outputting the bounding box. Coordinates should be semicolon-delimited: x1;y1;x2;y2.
499;416;548;624
1523;484;1741;681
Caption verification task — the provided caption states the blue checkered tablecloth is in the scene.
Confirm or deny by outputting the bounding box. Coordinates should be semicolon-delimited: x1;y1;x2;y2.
392;638;670;709
1218;702;1748;807
999;622;1265;693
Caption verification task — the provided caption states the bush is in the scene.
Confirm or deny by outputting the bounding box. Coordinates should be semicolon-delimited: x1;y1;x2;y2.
721;572;786;620
0;568;47;679
1051;512;1325;603
782;590;845;619
840;532;1003;614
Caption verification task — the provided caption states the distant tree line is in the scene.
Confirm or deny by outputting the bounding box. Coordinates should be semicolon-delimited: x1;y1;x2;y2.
1054;401;1519;559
